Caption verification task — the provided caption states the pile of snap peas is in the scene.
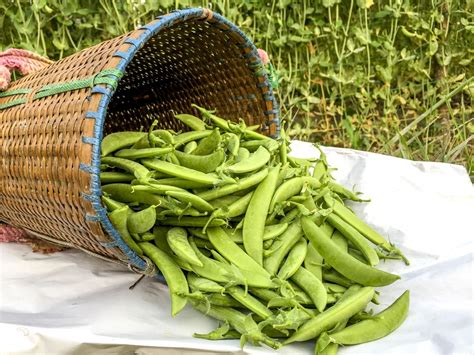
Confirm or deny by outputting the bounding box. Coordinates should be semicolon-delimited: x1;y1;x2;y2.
100;104;410;353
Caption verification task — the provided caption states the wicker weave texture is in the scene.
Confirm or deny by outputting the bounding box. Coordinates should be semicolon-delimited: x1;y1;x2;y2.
0;8;279;270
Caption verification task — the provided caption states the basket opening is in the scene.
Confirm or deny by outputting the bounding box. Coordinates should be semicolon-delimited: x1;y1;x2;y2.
104;19;267;135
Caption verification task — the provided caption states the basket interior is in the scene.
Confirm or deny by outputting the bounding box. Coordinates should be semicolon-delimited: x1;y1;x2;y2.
104;20;267;134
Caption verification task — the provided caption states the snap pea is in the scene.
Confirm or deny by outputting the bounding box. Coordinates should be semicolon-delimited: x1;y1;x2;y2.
100;171;134;183
174;149;225;173
325;290;409;346
207;227;274;288
284;286;375;344
236;147;250;162
127;205;156;234
223;223;288;244
174;113;207;131
101;131;147;156
322;270;354;288
302;217;400;287
327;213;379;266
108;206;143;255
131;183;185;194
166;190;214;213
243;165;280;265
102;183;169;207
192;128;221;155
114;147;173;160
101;156;150;180
223;190;253;218
153;177;209;189
184;141;197;154
159;217;226;228
187;273;225;293
189;299;281;349
277;237;308;280
194;323;240;340
139;242;188;316
209;195;242;209
225;146;270;174
224;133;240;156
304;242;323;281
167;227;203;267
291;266;327;312
331;230;348;253
174;130;213;148
264;220;303;275
101;196;126;212
270;176;321;213
139;232;155;242
197;168;269;201
207;293;243;308
226;286;273;319
240;139;280;152
141;159;221;186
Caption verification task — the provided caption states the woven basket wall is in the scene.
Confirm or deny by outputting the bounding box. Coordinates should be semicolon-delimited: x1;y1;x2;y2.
0;8;279;272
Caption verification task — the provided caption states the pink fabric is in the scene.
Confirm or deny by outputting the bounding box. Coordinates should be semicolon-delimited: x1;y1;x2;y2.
257;48;269;66
0;48;53;90
0;224;29;243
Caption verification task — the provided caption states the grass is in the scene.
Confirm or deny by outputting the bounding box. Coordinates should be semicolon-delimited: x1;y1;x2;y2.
1;0;473;179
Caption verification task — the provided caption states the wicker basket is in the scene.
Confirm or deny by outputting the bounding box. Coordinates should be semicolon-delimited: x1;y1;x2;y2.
0;8;279;272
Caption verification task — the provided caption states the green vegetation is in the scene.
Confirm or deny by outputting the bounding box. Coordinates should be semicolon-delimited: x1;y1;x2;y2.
1;0;472;177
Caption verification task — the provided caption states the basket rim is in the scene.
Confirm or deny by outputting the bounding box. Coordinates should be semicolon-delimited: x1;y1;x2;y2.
82;7;279;271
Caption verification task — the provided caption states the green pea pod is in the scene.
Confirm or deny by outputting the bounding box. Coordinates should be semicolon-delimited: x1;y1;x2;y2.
224;133;240;156
277;237;308;280
291;266;327;312
328;181;370;202
227;286;273;319
284;286;375;344
192;128;221;155
101;156;150;180
225;146;271;174
102;183;169;208
174;130;213;148
159;217;225;228
187;273;225;293
184;141;198;154
197;168;269;201
327;213;379;266
324;290;410;346
166;227;203;267
114;147;173;160
101;131;147;156
207;227;274;288
127;205;156;234
264;220;303;276
240;139;280;153
304;242;323;281
209;195;241;209
101;196;126;212
141;159;221;186
174;113;207;131
322;270;354;288
243;165;280;265
270;176;321;213
153;178;210;189
236;147;250;162
139;242;188;317
302;217;400;287
131;183;185;194
140;232;155;242
331;230;348;253
166;190;214;213
226;190;253;218
100;171;134;184
108;206;143;255
174;149;225;173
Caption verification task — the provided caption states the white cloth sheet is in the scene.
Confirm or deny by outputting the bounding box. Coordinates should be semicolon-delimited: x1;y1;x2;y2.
1;141;473;354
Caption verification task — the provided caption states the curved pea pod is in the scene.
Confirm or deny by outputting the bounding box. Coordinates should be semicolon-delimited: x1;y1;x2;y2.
223;223;288;244
243;165;280;265
327;213;379;266
189;298;281;349
328;181;370;202
108;206;143;255
101;131;147;156
101;156;151;180
153;178;210;189
159;217;225;228
101;196;126;212
277;237;308;280
102;183;169;208
127;205;156;234
240;139;280;153
166;227;203;267
291;266;327;312
114;147;173;160
139;242;188;316
304;242;323;281
209;195;241;209
223;133;240;156
131;183;185;194
184;141;198;154
174;149;225;173
322;269;354;288
100;171;134;184
141;159;221;186
302;216;400;287
284;286;375;344
207;227;274;288
225;190;253;218
197;168;269;201
166;190;214;213
269;176;321;213
236;147;250;162
192;128;221;155
331;230;348;253
174;130;213;148
226;286;273;319
322;290;410;347
264;220;303;276
174;113;207;131
225;146;270;174
187;273;225;293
